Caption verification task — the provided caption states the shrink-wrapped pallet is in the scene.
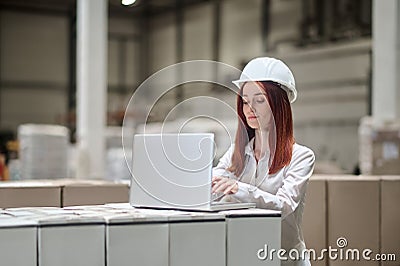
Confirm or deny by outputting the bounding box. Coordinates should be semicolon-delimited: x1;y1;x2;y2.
359;117;400;175
18;124;69;179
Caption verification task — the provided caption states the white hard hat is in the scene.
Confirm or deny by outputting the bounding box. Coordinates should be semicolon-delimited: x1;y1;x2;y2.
232;57;297;103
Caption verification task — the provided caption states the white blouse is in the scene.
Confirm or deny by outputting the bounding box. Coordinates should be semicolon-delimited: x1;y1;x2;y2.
213;139;315;265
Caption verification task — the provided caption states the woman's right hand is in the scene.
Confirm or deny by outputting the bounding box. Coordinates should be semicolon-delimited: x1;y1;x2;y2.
212;176;238;195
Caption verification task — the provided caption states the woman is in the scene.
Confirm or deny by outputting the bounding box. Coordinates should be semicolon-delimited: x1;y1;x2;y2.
212;57;315;265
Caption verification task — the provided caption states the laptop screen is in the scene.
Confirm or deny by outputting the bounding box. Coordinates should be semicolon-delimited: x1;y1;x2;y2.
130;133;215;209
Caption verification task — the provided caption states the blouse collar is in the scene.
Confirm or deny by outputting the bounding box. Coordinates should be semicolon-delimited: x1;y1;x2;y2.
244;137;271;162
245;137;255;155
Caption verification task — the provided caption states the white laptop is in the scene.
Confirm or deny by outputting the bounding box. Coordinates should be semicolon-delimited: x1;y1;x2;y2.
130;133;255;211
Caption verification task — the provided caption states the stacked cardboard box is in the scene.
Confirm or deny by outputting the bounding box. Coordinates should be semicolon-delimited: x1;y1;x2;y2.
58;179;129;207
380;176;400;266
168;211;226;266
18;124;69;180
35;213;105;266
0;204;282;266
301;175;400;266
222;209;281;266
359;117;400;175
105;212;169;266
0;179;129;208
0;180;61;208
327;175;380;266
303;175;327;266
1;175;399;266
0;215;37;266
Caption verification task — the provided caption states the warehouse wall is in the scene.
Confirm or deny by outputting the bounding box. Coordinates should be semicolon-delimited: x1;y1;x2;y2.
0;10;141;130
219;0;263;66
285;40;370;172
267;0;302;51
149;13;176;73
183;3;213;61
108;16;141;125
0;11;69;131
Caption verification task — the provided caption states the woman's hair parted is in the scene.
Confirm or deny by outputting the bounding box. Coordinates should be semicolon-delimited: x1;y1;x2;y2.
227;81;295;176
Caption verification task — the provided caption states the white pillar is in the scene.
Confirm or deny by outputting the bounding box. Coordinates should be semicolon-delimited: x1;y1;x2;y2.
372;0;400;120
76;0;108;179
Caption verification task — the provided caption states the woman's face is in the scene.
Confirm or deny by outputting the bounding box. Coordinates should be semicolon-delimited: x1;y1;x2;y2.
242;82;273;130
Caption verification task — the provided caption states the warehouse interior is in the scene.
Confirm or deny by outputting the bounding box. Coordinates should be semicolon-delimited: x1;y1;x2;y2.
0;0;399;266
0;0;381;178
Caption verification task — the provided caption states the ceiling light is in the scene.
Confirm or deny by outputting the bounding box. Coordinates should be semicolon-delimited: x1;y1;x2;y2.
121;0;136;6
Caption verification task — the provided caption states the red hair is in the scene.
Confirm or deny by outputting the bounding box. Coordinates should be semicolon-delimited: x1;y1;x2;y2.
227;81;295;176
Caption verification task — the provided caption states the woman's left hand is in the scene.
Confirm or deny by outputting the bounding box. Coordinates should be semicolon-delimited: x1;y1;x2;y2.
212;176;238;195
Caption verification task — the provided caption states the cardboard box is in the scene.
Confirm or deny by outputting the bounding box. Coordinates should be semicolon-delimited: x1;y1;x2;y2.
359;117;400;175
60;180;129;207
0;217;37;266
105;212;169;266
381;176;400;266
302;175;327;266
222;209;281;266
0;179;129;208
0;180;61;208
327;176;380;266
34;213;105;266
168;212;226;266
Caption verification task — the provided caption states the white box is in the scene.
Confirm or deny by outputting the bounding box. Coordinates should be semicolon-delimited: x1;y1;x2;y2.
0;217;37;266
168;212;226;266
222;209;281;266
35;213;105;266
105;212;169;266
